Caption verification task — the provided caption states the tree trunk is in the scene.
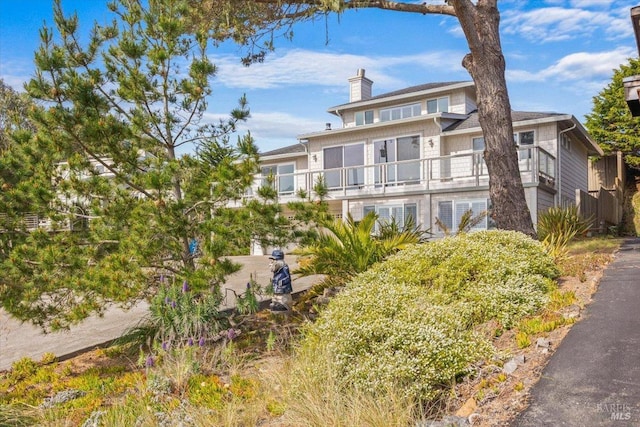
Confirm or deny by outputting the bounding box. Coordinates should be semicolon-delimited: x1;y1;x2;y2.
453;0;536;237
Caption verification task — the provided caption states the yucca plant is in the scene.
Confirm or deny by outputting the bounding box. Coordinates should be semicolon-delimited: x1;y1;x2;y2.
537;205;592;261
293;212;424;289
435;209;488;236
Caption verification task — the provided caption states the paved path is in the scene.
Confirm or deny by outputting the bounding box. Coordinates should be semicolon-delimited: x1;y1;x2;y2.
514;238;640;426
0;255;318;371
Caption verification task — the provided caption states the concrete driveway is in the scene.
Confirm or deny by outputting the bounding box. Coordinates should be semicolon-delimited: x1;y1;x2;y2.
0;255;319;371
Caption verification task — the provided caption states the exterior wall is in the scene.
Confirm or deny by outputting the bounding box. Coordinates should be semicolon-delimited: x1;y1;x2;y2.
559;135;589;206
348;195;428;227
449;89;471;115
463;88;477;114
525;122;557;156
537;188;555;217
339;87;475;128
307;119;442;173
257;81;598;243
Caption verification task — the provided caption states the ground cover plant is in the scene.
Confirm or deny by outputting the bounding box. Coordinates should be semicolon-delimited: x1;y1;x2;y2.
285;230;559;416
0;233;621;426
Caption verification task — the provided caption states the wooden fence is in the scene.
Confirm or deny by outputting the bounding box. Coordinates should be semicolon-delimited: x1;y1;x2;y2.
576;187;621;233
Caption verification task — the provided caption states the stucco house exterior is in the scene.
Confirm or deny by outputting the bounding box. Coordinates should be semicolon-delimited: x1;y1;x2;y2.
252;69;602;242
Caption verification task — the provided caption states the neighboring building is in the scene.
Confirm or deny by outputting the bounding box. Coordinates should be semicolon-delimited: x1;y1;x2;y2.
252;69;603;242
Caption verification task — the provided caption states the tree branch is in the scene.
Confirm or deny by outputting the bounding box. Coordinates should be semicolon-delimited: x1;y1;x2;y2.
253;0;456;16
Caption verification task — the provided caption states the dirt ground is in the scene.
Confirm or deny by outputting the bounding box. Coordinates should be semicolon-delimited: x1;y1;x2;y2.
452;266;607;426
42;250;612;426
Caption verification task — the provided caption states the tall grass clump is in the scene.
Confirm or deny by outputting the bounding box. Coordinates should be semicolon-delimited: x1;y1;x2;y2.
289;230;558;411
537;205;592;260
117;277;227;352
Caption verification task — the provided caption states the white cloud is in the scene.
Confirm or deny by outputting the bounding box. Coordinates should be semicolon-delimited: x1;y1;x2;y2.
508;47;635;82
502;7;613;42
203;110;331;152
570;0;614;8
210;49;466;92
0;59;33;91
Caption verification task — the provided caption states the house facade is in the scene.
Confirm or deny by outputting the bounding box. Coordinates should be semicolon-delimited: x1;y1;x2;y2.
252;69;602;243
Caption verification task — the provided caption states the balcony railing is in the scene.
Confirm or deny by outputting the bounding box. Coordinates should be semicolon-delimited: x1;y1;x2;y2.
245;146;556;201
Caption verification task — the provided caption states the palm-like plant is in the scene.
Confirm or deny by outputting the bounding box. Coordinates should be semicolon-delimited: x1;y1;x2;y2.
293;212;424;288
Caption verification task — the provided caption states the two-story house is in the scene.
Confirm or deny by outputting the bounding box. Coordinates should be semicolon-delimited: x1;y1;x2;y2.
253;69;602;246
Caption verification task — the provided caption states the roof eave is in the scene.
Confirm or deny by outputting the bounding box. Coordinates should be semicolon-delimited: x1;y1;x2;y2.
327;81;476;115
298;112;469;139
442;114;604;156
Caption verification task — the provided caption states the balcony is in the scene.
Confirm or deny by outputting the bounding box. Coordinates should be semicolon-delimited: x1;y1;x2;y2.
243;146;555;202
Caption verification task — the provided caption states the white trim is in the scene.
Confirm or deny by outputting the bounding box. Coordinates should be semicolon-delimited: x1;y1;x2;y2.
328;81;475;112
298;112;467;140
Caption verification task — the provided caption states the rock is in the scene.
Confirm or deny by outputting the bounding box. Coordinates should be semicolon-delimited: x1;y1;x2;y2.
503;354;525;374
315;295;330;305
468;413;482;425
40;389;86;408
418;415;469;427
536;337;551;349
441;415;470;426
455;397;477;417
503;359;519;374
81;411;105;427
562;304;581;319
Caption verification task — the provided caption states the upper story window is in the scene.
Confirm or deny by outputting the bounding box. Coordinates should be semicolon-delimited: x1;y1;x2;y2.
324;143;364;189
379;103;421;122
514;131;534;160
560;133;571;151
472;137;485;152
355;110;374;126
261;164;295;194
514;131;534;146
427;96;449;114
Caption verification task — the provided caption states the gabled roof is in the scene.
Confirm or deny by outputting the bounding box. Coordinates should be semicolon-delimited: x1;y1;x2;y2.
443;110;565;132
443;110;603;156
328;81;473;112
260;141;307;159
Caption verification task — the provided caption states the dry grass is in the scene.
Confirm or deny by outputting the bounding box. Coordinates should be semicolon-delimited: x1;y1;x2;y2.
1;236;624;427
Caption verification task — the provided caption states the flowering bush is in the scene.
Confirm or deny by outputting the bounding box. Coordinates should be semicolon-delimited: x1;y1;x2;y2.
149;278;225;348
295;230;558;401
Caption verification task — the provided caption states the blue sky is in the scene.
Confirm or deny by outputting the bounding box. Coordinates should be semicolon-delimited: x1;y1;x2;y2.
0;0;638;153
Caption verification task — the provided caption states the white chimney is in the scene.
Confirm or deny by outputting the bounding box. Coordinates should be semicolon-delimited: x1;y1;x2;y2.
348;68;373;102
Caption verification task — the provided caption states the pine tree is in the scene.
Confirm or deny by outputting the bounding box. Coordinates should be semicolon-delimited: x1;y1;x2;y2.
586;58;640;168
0;0;273;331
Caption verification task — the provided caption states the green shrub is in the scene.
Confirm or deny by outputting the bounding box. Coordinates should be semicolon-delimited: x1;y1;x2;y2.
538;205;591;241
538;206;592;260
293;230;558;403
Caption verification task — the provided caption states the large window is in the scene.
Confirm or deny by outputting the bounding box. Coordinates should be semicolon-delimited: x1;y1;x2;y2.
437;199;492;232
261;164;294;194
374;135;421;185
324;143;364;189
379;103;421;122
363;203;418;232
355;110;374;126
427;96;449;114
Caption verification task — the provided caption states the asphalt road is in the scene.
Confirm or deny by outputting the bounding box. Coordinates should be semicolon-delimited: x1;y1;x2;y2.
514;238;640;426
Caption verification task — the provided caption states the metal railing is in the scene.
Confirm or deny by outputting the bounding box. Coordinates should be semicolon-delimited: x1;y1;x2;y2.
249;147;556;200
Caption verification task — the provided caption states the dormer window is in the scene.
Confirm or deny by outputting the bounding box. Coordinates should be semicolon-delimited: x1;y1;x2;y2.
355;110;374;126
427;96;449;114
380;103;421;122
